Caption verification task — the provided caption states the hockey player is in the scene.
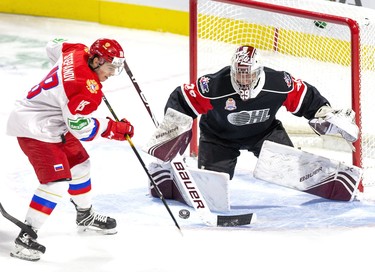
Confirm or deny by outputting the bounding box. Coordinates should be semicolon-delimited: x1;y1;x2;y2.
146;45;359;202
6;38;134;261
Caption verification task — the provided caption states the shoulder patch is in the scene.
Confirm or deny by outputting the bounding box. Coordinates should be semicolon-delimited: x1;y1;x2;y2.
283;72;292;88
199;76;210;94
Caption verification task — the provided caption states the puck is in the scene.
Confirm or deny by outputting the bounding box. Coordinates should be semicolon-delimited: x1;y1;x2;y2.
179;209;190;219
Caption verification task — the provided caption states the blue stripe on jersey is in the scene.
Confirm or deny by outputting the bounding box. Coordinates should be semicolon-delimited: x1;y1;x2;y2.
81;118;99;141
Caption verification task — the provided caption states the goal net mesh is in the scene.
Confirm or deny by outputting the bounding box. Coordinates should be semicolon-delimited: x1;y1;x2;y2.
193;0;375;192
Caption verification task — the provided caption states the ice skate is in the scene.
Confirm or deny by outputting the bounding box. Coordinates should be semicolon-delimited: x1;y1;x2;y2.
10;229;46;261
71;199;117;235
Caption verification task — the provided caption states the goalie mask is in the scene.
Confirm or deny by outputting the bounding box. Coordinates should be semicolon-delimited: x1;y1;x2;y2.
230;45;263;100
90;38;125;75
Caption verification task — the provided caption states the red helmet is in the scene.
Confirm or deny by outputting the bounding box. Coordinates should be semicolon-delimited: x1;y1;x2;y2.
90;38;125;75
90;38;125;63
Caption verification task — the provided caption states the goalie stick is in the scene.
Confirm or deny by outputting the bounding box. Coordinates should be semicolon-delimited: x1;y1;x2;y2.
0;202;38;239
170;157;256;226
123;60;256;226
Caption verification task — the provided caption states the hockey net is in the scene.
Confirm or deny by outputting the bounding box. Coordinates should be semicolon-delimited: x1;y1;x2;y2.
189;0;375;197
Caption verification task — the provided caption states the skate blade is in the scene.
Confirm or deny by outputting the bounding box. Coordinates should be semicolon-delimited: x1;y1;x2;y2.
77;226;117;235
10;244;42;261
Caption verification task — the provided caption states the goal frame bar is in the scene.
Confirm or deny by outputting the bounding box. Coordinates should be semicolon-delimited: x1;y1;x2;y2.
189;0;362;169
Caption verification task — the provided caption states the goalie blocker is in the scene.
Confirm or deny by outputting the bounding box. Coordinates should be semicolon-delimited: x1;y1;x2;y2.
143;108;193;162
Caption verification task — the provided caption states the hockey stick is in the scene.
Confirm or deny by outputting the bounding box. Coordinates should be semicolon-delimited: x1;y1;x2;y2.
123;60;256;226
101;95;182;234
0;202;38;239
123;60;159;127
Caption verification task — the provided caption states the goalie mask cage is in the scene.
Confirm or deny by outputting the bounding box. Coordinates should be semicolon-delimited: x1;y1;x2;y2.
189;0;375;193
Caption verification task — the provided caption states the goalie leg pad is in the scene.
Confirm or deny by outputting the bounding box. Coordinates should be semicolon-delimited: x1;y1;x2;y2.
148;162;187;204
147;161;231;212
254;140;362;201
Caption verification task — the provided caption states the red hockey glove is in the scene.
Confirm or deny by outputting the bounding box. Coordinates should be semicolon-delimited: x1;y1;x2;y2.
101;117;134;141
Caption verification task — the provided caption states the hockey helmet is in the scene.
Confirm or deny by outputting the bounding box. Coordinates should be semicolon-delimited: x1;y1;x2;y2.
230;45;263;100
90;38;125;75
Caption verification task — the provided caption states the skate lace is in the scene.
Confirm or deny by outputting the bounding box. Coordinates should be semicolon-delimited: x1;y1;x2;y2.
93;213;108;223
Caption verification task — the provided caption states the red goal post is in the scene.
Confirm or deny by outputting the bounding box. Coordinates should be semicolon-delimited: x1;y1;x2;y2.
189;0;375;193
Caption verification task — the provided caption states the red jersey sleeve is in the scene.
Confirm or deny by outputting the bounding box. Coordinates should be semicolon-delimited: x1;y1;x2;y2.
282;77;308;114
61;43;103;115
181;83;213;115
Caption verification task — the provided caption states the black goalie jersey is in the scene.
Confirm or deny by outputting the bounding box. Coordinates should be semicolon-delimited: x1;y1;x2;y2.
165;66;329;143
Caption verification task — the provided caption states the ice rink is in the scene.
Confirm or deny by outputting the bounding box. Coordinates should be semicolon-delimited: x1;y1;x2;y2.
1;12;375;272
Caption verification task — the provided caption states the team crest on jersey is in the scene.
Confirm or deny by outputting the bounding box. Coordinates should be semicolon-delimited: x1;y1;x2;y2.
283;72;292;88
86;79;99;94
199;76;210;94
225;98;237;111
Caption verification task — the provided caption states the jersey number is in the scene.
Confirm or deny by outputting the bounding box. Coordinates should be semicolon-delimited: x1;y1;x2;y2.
27;66;59;99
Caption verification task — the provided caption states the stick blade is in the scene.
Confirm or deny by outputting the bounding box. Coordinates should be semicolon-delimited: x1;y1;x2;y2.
217;213;256;227
0;202;38;239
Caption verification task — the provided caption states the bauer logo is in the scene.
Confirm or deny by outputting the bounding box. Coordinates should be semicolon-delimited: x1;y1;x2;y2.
155;127;178;139
300;167;322;182
173;161;205;209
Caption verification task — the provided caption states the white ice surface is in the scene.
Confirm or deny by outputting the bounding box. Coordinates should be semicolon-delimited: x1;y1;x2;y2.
0;13;374;272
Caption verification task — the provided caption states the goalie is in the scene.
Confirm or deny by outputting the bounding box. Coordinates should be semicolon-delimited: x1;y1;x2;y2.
145;45;359;202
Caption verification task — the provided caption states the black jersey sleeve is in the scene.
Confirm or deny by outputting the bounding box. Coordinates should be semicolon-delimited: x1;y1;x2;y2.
294;82;330;120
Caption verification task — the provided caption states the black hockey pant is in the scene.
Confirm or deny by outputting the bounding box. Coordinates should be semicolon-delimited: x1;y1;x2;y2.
197;120;293;179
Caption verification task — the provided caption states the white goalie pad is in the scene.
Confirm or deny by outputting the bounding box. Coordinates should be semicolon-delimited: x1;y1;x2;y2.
254;140;362;201
147;160;231;212
143;108;193;162
183;166;230;212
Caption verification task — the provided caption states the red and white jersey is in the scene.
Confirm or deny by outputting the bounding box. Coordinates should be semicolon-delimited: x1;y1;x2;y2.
7;41;109;143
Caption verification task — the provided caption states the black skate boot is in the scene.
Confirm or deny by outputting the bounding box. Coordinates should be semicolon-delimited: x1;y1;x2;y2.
71;199;117;235
10;228;46;261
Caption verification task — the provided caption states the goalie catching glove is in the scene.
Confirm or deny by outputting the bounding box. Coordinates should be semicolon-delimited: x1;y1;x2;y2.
143;108;193;162
308;105;359;143
101;117;134;141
